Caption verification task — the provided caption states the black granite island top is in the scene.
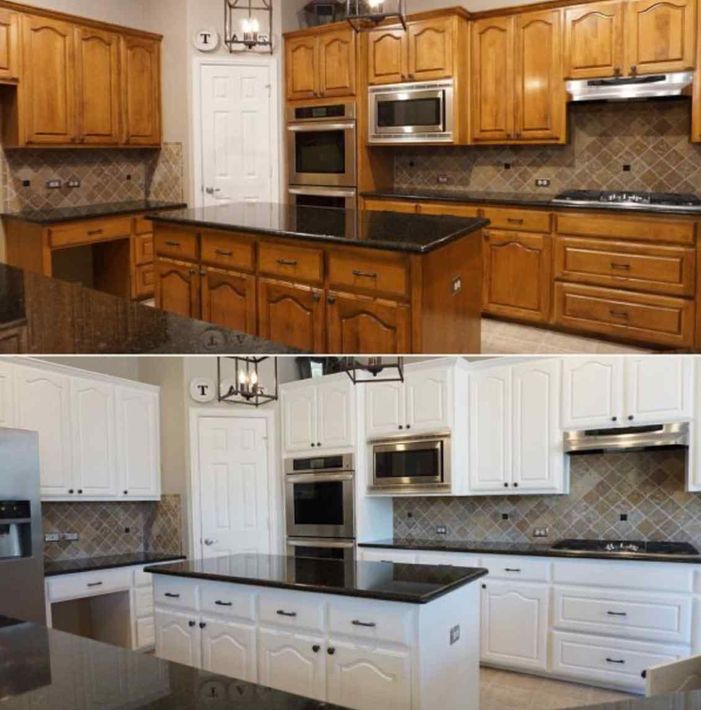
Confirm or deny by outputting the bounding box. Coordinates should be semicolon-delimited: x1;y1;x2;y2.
145;553;488;604
363;188;701;217
44;552;186;577
0;616;343;709
148;202;489;254
359;539;701;565
2;200;187;224
0;263;297;354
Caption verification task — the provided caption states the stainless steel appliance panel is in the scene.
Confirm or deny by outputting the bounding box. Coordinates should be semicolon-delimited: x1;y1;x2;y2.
288;186;357;211
286;537;355;562
564;422;690;454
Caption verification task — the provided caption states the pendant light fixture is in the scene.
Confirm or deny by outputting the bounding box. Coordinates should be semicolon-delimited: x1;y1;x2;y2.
343;357;405;384
345;0;407;31
225;0;273;53
218;357;278;407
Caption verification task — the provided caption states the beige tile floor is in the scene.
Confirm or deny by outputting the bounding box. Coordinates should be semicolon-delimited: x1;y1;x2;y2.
481;667;634;709
482;318;652;355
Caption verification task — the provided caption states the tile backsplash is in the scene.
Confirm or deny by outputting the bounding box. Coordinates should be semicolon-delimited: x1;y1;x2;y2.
394;99;701;195
42;494;183;562
1;142;184;212
393;450;701;545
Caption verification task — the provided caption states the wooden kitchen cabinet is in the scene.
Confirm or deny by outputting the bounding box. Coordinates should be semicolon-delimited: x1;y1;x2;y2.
75;26;121;145
285;34;318;100
0;10;19;82
201;267;256;334
121;35;161;145
367;28;406;84
483;230;552;323
155;259;200;319
318;28;356;98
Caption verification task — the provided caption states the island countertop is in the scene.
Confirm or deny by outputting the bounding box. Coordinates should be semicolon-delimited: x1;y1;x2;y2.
148;202;488;254
145;553;488;604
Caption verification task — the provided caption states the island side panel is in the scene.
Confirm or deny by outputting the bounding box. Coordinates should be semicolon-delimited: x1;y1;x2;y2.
418;230;483;353
415;582;481;710
4;220;50;276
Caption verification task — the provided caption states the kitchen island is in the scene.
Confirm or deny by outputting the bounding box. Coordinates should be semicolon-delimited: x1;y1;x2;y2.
146;554;488;710
149;203;488;354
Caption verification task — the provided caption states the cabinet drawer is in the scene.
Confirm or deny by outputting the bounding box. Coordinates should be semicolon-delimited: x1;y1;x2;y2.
154;227;198;261
554;237;696;297
153;576;198;609
201;231;255;272
49;217;132;249
259;242;324;284
551;630;688;691
481;207;551;233
200;581;256;621
359;548;418;564
134;216;153;235
553;560;693;593
259;590;325;632
135;617;155;649
134;234;154;266
414;551;481;567
556;212;696;245
553;587;692;644
480;555;551;582
134;586;155;617
362;198;419;214
47;567;132;602
417;202;480;218
328;597;414;646
554;282;695;348
328;249;409;299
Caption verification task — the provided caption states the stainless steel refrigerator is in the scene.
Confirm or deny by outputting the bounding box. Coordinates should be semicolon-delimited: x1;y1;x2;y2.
0;428;46;624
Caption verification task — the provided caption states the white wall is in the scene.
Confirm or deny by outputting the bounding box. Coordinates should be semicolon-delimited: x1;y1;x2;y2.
37;356;142;380
22;0;148;29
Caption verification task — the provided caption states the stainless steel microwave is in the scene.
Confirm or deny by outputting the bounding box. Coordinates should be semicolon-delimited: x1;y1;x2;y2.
368;80;454;144
370;433;451;493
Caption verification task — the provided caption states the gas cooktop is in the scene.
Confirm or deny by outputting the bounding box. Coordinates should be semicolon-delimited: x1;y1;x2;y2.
552;190;701;212
551;539;700;557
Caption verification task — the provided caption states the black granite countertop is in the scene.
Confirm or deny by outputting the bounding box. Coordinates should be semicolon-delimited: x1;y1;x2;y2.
359;539;701;564
362;188;701;216
0;616;343;709
44;552;186;577
0;263;297;354
146;553;488;604
148;202;489;254
2;200;187;224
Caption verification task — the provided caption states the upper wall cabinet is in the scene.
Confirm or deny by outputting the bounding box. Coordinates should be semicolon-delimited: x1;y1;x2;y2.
285;26;356;101
471;10;565;144
0;10;19;83
121;36;161;146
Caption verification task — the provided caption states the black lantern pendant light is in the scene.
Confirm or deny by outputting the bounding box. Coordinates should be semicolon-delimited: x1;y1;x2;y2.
343;357;405;384
345;0;407;31
218;357;278;407
225;0;273;53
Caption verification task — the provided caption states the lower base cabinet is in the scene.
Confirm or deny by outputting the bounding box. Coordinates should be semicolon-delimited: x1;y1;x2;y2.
154;609;201;668
202;617;257;683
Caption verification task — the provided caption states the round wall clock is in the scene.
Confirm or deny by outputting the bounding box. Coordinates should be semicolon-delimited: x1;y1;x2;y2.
193;28;220;53
189;377;217;403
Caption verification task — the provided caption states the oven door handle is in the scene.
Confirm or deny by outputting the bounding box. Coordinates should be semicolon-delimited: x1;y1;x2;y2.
287;538;355;549
286;472;354;483
287;123;355;132
288;187;357;198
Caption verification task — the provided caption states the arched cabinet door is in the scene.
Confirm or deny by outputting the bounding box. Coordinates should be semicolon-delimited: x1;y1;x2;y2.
155;259;199;318
121;35;161;145
407;17;454;81
319;28;356;97
285;35;318;100
368;28;406;85
201;268;256;334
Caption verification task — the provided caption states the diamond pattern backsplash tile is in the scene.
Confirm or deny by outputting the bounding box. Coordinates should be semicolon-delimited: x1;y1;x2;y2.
394;100;701;194
1;143;184;212
42;494;183;562
393;451;701;544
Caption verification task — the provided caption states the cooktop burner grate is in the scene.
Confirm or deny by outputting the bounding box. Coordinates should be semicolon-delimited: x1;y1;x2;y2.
552;190;701;211
552;539;700;556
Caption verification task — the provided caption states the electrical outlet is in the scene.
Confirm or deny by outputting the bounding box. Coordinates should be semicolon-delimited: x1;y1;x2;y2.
46;179;62;189
436;525;448;536
452;277;462;295
44;533;60;543
437;175;450;185
535;178;551;188
66;179;81;188
450;625;461;645
62;532;79;542
533;527;549;538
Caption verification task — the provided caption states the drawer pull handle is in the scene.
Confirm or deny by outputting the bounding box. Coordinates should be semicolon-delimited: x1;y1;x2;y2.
165;241;181;247
610;262;631;271
606;658;626;665
87;581;103;588
506;218;524;224
164;592;180;599
504;568;521;573
215;249;233;257
607;611;628;617
352;269;378;279
215;600;233;607
277;258;298;267
609;309;629;320
352;620;377;628
276;610;297;617
87;229;104;236
188;620;196;627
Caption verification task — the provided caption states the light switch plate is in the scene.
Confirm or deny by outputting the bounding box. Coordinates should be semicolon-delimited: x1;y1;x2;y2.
62;532;79;542
46;179;62;189
44;533;60;543
533;527;549;538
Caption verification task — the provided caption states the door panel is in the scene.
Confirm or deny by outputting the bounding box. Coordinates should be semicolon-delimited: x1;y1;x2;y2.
561;357;624;428
201;618;257;683
154;610;200;668
317;379;355;450
319;29;356;97
365;381;405;437
281;386;317;452
155;259;199;318
121;35;160;145
405;367;451;433
407;18;454;81
368;29;406;84
0;10;19;82
201;268;256;334
286;35;318;99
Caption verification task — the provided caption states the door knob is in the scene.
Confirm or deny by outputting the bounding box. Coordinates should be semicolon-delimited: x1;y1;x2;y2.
203;538;218;546
205;187;221;195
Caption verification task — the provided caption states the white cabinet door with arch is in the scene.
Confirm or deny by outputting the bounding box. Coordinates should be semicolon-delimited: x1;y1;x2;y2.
282;387;317;452
512;359;565;493
562;357;624;429
469;366;512;492
257;628;326;701
625;356;694;424
155;610;201;669
326;641;412;710
405;366;452;433
317;378;355;450
365;380;405;438
0;361;15;426
15;366;73;498
201;618;257;683
116;387;160;499
481;580;549;671
71;376;117;498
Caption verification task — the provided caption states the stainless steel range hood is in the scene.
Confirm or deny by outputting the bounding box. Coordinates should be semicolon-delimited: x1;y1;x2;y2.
566;72;693;102
564;422;690;454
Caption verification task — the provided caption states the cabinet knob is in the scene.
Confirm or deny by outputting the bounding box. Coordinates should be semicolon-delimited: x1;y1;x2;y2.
68;489;75;494
327;296;337;305
628;415;634;421
399;425;404;430
123;490;128;495
311;443;316;448
188;621;196;627
513;482;519;488
199;622;207;629
503;483;508;488
312;291;321;302
77;490;83;495
611;417;618;422
406;424;411;430
317;442;322;447
613;66;622;76
482;584;487;589
630;65;637;75
327;647;336;655
312;644;321;653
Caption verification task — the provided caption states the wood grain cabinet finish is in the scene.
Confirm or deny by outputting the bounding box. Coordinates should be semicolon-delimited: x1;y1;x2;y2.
155;259;200;319
75;27;121;145
121;35;161;145
368;28;407;84
285;34;318;100
0;10;19;82
407;17;455;81
201;267;256;334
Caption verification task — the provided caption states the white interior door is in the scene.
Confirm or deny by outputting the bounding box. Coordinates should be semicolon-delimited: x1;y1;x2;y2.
200;62;275;206
197;415;271;560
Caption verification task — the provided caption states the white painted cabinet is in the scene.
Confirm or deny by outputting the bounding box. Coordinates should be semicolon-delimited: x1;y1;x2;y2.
258;627;326;701
201;617;257;683
327;641;412;710
365;380;404;436
0;361;15;426
154;610;201;668
281;375;355;453
563;356;693;429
